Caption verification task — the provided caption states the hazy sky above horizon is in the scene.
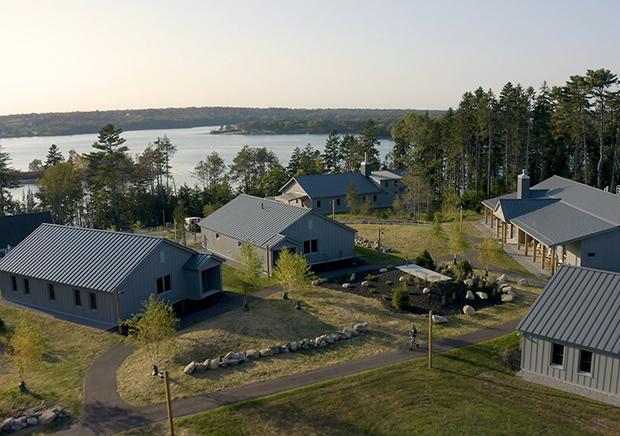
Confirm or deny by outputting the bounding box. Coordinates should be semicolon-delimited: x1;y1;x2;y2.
1;0;619;115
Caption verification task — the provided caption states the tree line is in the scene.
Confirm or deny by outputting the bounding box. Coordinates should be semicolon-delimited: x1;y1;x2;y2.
391;68;620;209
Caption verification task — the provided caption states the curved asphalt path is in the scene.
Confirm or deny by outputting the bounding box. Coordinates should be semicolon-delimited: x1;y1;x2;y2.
59;318;519;436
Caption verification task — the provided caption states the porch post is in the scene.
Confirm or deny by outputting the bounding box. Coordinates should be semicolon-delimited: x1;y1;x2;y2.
502;222;507;244
524;234;529;256
533;240;537;262
517;229;522;250
551;247;557;275
541;245;546;269
484;207;489;225
496;219;500;238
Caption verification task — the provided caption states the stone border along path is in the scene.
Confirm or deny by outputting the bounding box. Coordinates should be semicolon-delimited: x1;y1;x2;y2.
58;319;520;436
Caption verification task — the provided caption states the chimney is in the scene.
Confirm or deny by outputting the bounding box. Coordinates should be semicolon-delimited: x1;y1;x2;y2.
360;153;371;177
517;170;530;199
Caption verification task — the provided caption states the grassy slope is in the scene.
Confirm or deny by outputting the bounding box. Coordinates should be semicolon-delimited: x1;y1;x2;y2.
0;303;119;418
122;334;620;435
117;277;542;406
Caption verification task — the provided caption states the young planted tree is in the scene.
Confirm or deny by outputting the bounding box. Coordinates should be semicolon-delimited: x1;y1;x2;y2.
173;201;188;245
346;182;358;214
9;317;47;391
125;294;179;376
448;220;471;262
431;212;445;241
479;237;502;274
237;241;263;310
273;249;312;309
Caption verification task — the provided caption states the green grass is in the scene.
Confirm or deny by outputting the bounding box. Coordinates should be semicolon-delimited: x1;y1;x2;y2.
354;246;404;265
222;264;275;294
0;303;120;418
121;333;620;435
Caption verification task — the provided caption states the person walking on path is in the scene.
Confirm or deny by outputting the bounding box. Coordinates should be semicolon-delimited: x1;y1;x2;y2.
409;323;419;351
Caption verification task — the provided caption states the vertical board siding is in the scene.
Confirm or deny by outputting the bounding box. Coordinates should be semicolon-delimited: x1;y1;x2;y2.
580;229;620;272
522;334;619;397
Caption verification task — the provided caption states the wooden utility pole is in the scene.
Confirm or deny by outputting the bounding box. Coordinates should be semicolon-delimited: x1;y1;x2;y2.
114;289;122;335
428;310;433;369
164;371;175;436
378;228;381;246
459;206;463;231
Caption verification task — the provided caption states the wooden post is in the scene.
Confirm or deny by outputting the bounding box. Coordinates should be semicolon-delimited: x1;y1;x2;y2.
517;229;522;250
164;371;175;436
551;247;557;275
524;234;529;256
115;289;122;335
496;220;500;238
533;241;537;262
542;246;546;269
459;207;463;231
428;310;433;369
491;215;494;229
502;222;507;244
484;208;488;225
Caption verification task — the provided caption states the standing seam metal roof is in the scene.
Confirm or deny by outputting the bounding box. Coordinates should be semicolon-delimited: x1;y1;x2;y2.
199;194;354;247
288;172;382;198
0;224;196;292
517;265;620;355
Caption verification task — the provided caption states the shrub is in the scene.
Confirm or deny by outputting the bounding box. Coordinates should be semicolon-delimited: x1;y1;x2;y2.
454;260;473;280
385;280;394;286
364;273;378;282
415;250;436;271
0;317;5;334
392;283;409;310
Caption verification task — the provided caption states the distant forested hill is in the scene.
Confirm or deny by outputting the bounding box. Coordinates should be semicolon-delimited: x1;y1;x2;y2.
0;107;445;138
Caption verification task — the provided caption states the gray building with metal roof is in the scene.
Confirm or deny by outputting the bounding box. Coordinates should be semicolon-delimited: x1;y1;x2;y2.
517;265;620;406
0;211;53;257
482;173;620;274
199;194;356;273
0;224;223;329
276;158;405;214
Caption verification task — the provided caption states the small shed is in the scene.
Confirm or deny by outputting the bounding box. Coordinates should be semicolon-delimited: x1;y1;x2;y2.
517;265;620;406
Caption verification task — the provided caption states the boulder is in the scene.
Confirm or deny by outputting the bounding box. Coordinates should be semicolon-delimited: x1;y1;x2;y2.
500;284;512;293
342;283;352;289
289;342;298;352
354;322;369;332
326;335;336;344
462;305;476;315
422;287;431;294
463;279;474;287
183;361;197;375
475;291;488;300
379;267;388;273
1;418;15;432
432;314;448;324
209;359;220;369
38;409;57;425
501;293;515;303
27;416;39;426
259;348;273;357
271;346;281;355
466;290;475;300
318;341;327;348
193;363;207;373
341;329;354;339
361;280;370;287
223;358;241;366
399;276;406;282
246;349;260;359
497;273;508;282
11;422;27;432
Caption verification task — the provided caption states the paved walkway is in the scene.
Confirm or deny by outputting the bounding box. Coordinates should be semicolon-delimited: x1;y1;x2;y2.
59;320;519;436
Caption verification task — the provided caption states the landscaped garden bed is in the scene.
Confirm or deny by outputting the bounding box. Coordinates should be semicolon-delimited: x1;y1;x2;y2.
322;266;504;316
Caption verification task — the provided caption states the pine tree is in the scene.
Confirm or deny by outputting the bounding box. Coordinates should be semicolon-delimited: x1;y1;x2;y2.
0;146;17;215
322;130;342;173
44;144;64;168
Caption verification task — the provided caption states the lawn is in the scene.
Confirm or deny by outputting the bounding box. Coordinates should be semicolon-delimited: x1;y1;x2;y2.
0;303;119;419
117;275;543;407
222;264;275;294
121;333;620;435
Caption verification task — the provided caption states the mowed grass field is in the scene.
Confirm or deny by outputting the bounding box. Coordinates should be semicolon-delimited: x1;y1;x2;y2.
121;334;620;436
0;303;119;418
117;275;543;406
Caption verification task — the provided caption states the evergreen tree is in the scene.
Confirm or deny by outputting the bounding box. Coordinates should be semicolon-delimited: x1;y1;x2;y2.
44;144;64;168
0;146;17;215
322;130;342;173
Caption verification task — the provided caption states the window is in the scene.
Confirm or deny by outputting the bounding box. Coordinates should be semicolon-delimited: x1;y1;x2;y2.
336;198;341;206
587;252;596;258
551;343;564;366
89;292;97;310
316;200;321;208
578;350;593;374
48;283;56;301
74;289;82;306
24;278;30;294
373;195;377;202
304;239;318;254
11;275;17;291
362;196;366;201
237;241;242;247
157;277;164;294
215;233;220;239
164;274;171;291
394;180;399;186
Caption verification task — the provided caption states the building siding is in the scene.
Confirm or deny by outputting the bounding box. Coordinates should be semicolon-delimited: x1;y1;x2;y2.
520;333;620;405
579;229;620;272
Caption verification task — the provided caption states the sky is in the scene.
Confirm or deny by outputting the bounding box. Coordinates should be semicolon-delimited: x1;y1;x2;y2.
1;0;619;115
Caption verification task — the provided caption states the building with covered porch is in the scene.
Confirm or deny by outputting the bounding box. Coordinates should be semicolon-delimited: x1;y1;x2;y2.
482;172;620;275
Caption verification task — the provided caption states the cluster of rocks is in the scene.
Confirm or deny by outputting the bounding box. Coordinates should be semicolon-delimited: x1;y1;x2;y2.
1;408;64;433
354;236;395;253
496;274;519;303
184;322;370;375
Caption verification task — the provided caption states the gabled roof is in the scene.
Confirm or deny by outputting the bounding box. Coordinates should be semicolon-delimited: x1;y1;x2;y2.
183;253;222;271
518;265;620;355
285;172;382;198
0;224;196;293
483;175;620;246
199;194;355;248
0;211;53;249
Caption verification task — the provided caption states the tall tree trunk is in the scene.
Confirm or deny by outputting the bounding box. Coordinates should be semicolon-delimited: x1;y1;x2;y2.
597;108;605;188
